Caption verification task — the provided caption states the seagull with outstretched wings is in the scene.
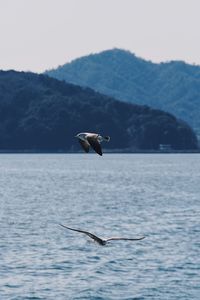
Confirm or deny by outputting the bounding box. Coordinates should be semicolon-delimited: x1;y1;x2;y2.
59;224;145;246
75;132;110;156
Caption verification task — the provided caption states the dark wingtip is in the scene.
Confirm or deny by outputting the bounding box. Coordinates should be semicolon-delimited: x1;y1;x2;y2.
97;152;103;156
59;223;66;229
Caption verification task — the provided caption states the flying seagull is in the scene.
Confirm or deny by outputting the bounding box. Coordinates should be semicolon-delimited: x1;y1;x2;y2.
59;224;145;246
75;132;110;156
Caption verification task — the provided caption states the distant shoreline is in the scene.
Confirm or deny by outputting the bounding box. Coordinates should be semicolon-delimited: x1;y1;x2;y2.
0;149;200;154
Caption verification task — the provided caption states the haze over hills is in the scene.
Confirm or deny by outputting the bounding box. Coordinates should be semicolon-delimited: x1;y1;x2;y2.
45;48;200;136
0;70;197;151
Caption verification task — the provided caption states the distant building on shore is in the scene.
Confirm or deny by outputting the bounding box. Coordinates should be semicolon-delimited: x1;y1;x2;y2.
159;144;172;151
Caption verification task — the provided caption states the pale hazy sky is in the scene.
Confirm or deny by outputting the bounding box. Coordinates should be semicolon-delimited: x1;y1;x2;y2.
1;0;200;72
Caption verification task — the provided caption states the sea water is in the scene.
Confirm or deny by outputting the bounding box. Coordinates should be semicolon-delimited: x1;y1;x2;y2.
0;154;199;300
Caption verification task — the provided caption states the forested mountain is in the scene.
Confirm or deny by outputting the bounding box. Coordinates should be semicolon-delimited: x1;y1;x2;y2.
45;48;200;136
0;70;197;151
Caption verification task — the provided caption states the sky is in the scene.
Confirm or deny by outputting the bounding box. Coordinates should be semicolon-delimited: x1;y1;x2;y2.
0;0;200;73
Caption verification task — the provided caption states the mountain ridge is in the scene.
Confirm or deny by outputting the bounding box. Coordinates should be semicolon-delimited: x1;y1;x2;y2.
45;48;200;136
0;70;197;151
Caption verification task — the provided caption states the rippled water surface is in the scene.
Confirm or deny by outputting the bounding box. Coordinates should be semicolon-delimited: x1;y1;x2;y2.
0;154;200;299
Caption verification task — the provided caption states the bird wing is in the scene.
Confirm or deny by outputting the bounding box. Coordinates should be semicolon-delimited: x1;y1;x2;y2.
105;236;145;242
59;224;104;244
79;139;90;153
87;136;102;156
